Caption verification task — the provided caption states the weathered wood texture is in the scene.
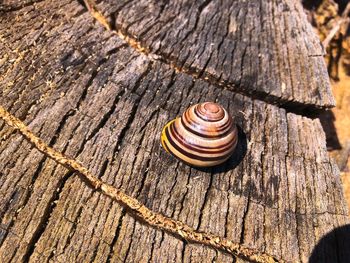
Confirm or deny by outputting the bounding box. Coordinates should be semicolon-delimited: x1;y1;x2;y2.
97;0;335;110
0;0;348;262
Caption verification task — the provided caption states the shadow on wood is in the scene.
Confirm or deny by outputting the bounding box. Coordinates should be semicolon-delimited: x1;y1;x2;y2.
319;110;342;150
310;224;350;263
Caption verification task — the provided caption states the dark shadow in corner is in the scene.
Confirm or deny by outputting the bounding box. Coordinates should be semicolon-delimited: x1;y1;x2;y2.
309;224;350;263
302;0;323;11
191;125;248;174
319;110;342;151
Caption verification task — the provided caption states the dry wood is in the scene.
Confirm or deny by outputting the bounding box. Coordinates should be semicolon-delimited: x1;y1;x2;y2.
0;105;280;263
0;0;349;262
94;0;335;110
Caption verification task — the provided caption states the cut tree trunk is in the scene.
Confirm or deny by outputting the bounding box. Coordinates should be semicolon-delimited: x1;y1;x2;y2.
0;0;348;262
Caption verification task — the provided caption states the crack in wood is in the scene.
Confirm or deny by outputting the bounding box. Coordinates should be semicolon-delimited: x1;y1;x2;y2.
0;59;170;260
62;206;83;250
197;171;215;231
0;158;49;249
110;62;153;163
239;193;251;245
3;0;348;262
177;0;213;50
0;104;282;263
0;188;24;247
146;230;158;263
81;0;332;117
0;63;120;255
122;218;137;261
0;55;112;247
84;87;125;143
180;239;187;261
106;208;126;262
22;171;73;262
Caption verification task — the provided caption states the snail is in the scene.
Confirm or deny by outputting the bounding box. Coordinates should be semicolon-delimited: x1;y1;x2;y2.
161;102;238;167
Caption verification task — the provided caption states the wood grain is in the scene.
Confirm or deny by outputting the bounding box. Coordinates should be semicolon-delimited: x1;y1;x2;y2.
95;0;335;110
0;0;348;262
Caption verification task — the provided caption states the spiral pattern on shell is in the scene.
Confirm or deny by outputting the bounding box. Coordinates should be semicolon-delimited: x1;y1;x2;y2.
161;102;238;167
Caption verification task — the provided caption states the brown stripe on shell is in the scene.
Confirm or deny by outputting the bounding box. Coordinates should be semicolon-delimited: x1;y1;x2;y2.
164;126;236;162
195;104;224;122
161;102;238;167
184;111;231;134
180;116;234;139
185;105;232;132
169;121;237;154
171;121;237;150
188;109;232;132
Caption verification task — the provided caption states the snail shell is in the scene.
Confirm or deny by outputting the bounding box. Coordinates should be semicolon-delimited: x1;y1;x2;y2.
161;102;238;167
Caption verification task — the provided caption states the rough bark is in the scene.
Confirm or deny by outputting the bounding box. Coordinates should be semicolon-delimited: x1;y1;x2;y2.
96;0;335;110
0;0;348;263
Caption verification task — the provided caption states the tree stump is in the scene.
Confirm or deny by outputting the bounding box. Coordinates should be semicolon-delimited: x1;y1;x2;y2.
0;0;349;262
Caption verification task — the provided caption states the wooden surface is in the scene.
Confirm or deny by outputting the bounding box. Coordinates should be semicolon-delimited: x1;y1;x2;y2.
0;0;349;262
97;0;335;110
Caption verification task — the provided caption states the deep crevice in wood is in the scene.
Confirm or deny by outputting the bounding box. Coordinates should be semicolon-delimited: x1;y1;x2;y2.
0;156;48;248
180;241;187;262
62;206;83;252
0;106;281;263
196;170;214;231
122;219;137;261
81;0;332;118
1;0;348;261
22;171;73;262
85;87;126;143
106;208;126;262
146;231;158;263
110;62;153;163
1;51;112;241
0;58;124;255
0;188;24;247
